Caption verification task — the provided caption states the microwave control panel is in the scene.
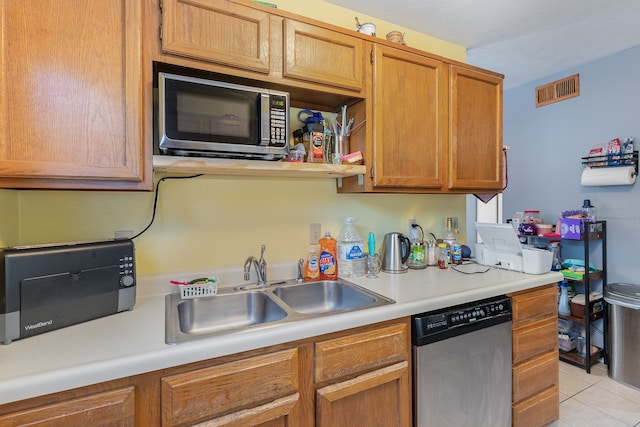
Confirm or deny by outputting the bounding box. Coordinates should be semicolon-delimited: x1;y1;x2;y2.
269;94;288;147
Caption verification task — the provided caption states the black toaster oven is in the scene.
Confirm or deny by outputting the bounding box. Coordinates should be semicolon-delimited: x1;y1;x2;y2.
0;239;136;344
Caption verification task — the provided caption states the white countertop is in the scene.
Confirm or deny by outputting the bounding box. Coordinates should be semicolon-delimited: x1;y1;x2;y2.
0;263;562;405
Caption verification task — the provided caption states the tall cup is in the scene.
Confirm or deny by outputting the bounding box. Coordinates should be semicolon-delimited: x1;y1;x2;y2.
336;134;350;161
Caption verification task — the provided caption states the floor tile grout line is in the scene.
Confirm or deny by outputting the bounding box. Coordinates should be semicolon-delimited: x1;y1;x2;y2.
570;382;640;426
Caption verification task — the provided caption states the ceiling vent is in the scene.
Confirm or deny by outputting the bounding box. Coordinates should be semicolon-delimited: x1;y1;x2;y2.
535;74;580;107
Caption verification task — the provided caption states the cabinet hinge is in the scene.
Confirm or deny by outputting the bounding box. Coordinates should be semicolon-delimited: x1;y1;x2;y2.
159;0;163;11
159;24;163;41
370;49;374;64
370;165;374;180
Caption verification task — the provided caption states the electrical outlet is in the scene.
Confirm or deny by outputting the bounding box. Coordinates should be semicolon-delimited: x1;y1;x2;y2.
309;223;321;245
408;219;417;240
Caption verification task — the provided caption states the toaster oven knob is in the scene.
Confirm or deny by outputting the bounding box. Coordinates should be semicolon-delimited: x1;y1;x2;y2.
120;275;134;287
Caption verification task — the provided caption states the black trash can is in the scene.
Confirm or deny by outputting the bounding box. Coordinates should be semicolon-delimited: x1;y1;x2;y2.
605;282;640;390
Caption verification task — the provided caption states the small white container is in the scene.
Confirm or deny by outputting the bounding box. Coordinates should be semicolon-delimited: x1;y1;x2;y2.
356;22;376;36
522;248;553;274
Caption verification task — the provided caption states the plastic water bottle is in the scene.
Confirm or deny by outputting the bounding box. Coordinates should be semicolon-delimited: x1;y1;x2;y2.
337;217;365;278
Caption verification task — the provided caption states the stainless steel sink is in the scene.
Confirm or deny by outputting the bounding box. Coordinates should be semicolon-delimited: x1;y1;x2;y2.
166;279;394;344
166;291;292;343
272;280;385;314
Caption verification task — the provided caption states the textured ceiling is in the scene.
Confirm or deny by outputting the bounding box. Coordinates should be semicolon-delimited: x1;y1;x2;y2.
325;0;640;90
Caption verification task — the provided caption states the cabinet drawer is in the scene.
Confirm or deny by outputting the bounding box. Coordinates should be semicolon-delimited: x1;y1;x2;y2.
0;387;135;426
315;323;408;383
512;384;559;427
161;348;299;426
511;284;557;327
513;351;559;402
513;317;558;364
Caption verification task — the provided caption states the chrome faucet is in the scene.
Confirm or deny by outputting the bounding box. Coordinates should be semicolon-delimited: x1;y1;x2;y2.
243;245;267;285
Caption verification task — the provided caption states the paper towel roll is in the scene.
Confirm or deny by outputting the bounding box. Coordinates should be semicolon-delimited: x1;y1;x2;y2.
581;166;637;186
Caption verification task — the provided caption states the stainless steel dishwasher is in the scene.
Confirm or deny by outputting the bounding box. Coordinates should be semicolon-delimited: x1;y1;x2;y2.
412;295;512;427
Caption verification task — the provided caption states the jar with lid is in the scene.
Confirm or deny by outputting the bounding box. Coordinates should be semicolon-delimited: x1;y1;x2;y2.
523;210;542;224
437;243;449;269
426;242;437;266
582;199;596;222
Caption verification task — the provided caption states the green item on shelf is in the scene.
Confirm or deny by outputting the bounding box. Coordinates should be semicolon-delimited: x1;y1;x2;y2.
561;269;585;280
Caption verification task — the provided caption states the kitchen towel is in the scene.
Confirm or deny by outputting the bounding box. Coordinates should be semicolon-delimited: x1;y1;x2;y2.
580;166;636;186
475;147;508;203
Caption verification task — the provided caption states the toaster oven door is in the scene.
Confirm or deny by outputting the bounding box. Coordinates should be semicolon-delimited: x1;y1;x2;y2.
20;266;121;338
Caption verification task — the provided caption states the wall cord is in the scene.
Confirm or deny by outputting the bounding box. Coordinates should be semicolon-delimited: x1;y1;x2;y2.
131;174;203;240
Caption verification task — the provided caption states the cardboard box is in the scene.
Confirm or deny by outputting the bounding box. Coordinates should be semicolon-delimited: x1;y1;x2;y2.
560;218;583;239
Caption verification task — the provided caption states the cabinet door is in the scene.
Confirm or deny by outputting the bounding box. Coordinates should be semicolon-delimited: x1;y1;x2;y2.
0;387;135;426
282;19;364;92
316;361;411;427
372;45;448;189
0;0;147;189
448;65;503;191
161;348;301;426
161;0;270;74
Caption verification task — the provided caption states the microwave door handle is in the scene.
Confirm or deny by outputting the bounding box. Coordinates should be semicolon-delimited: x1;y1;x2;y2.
259;93;270;146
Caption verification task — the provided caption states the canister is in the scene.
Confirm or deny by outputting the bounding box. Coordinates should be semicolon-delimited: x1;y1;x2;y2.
408;242;427;269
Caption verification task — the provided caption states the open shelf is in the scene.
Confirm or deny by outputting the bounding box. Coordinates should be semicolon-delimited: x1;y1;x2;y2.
153;155;366;179
560;347;603;368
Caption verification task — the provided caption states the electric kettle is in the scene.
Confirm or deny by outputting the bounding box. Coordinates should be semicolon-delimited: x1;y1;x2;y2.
381;232;411;273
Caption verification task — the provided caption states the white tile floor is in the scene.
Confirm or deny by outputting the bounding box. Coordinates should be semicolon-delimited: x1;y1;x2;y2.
551;361;640;427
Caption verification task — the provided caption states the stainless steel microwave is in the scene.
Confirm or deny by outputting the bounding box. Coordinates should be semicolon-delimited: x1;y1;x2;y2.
156;72;290;160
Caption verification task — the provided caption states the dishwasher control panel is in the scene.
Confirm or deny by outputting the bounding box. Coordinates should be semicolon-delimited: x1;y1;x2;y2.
412;295;512;345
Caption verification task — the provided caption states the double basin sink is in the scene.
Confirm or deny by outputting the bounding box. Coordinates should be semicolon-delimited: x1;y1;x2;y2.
165;278;394;344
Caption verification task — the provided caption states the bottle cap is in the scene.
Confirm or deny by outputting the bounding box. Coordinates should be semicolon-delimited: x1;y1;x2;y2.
582;199;594;208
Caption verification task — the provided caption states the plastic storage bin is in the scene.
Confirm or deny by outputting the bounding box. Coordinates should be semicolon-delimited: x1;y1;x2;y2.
559;331;579;352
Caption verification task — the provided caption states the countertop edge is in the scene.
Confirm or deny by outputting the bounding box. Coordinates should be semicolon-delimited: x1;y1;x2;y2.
0;267;563;405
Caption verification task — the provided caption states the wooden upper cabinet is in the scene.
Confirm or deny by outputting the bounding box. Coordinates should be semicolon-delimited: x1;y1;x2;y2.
160;0;271;74
282;19;364;92
0;0;147;190
448;65;504;191
371;45;448;190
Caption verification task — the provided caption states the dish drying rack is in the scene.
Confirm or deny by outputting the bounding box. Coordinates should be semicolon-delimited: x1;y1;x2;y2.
171;277;219;299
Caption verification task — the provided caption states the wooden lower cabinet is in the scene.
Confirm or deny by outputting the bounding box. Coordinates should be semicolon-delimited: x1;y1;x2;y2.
512;384;560;427
161;348;303;426
509;284;560;427
0;318;410;426
314;323;411;427
316;361;409;427
0;386;136;426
